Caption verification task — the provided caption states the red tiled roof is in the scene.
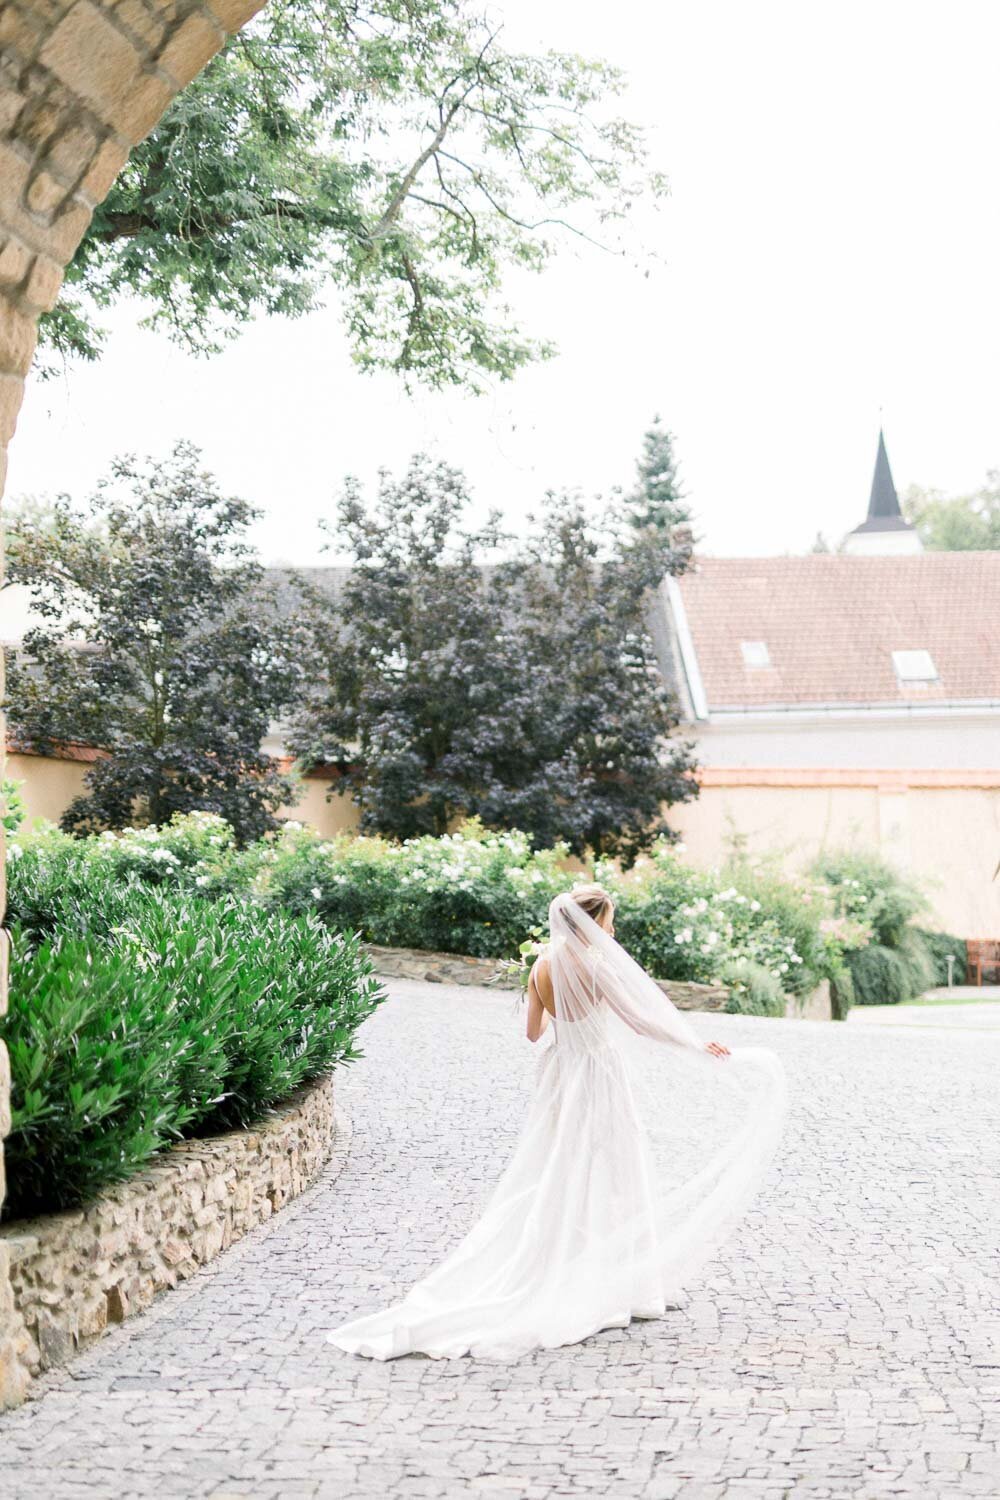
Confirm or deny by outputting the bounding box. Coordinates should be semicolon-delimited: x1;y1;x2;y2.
676;553;1000;709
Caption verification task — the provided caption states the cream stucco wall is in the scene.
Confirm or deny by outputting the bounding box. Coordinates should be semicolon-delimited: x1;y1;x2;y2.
7;754;89;829
670;781;1000;939
279;776;361;837
7;753;362;841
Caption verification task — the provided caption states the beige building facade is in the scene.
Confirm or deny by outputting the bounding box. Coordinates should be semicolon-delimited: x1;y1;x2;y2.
658;540;1000;939
671;766;1000;939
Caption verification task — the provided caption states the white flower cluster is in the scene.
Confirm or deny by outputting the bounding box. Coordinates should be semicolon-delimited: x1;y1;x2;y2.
660;874;806;986
284;823;563;912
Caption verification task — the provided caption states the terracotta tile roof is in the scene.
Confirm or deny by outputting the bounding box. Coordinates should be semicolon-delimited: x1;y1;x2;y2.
675;553;1000;709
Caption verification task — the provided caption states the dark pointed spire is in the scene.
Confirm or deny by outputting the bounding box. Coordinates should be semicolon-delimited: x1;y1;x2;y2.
867;429;901;520
849;429;917;537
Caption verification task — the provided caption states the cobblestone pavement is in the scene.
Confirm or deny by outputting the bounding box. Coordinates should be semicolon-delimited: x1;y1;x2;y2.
2;980;1000;1500
847;995;1000;1030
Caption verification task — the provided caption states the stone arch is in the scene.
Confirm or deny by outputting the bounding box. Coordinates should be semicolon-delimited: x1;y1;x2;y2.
0;0;267;1404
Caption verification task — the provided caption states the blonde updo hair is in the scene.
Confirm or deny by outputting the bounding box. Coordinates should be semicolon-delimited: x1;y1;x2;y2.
569;883;615;928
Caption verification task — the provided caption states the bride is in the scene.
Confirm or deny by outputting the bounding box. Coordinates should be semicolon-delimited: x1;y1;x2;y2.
327;883;788;1361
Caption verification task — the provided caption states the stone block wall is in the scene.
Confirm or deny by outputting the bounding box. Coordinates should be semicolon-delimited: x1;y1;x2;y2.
0;0;268;1407
363;943;733;1011
366;942;835;1018
0;1073;335;1389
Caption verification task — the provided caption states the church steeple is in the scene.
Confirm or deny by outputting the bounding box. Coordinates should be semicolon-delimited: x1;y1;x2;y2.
867;429;901;521
843;430;923;555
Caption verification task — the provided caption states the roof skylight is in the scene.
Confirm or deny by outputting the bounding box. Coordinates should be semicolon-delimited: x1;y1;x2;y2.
740;640;771;668
892;649;938;683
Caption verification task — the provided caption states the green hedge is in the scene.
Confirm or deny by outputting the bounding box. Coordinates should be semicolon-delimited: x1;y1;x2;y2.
260;824;566;960
844;931;938;1007
3;883;384;1220
916;928;968;986
7;816;966;1038
846;943;915;1007
8;817;827;993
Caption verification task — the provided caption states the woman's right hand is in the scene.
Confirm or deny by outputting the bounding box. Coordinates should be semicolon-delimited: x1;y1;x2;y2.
704;1040;731;1058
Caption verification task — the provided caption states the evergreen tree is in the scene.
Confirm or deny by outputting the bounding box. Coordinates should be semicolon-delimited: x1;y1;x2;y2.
627;416;689;538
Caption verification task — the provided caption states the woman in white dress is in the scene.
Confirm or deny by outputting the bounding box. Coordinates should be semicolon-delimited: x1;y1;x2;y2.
327;884;787;1361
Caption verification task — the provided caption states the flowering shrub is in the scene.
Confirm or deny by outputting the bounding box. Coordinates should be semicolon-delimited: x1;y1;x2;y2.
809;849;939;1006
603;846;822;998
256;820;573;959
811;848;925;947
89;811;238;883
6;817;951;1013
4;812;266;911
719;959;786;1018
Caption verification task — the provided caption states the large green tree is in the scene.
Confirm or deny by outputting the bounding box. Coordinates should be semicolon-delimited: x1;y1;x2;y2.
41;0;665;390
903;475;1000;551
4;445;304;842
288;447;697;862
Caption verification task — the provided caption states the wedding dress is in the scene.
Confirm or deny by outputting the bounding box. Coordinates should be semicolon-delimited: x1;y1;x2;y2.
326;892;787;1361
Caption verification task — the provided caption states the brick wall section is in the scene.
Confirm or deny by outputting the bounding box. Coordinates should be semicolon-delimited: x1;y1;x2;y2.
0;0;267;1406
0;1074;336;1392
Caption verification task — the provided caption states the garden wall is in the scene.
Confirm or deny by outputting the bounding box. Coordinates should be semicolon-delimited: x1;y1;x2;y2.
366;943;832;1020
365;943;732;1011
6;748;363;837
0;1074;336;1398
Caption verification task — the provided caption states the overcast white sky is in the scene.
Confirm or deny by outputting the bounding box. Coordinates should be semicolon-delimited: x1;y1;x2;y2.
7;0;1000;563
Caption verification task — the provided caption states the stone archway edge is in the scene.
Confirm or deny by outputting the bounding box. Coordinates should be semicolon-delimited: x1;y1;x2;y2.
0;1072;337;1399
0;0;268;461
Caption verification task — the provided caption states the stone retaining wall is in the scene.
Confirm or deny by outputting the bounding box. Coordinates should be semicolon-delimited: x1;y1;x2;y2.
364;943;732;1011
366;943;834;1019
0;1074;336;1394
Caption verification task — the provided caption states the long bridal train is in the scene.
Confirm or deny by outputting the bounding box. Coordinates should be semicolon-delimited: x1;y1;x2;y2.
327;892;788;1361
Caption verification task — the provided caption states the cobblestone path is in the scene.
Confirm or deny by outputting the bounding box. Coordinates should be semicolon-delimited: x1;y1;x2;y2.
2;980;1000;1499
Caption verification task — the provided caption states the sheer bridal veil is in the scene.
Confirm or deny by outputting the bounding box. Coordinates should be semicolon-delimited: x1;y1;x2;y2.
544;890;788;1300
324;890;788;1361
